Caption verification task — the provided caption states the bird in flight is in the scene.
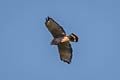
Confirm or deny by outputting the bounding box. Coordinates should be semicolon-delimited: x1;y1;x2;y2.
45;17;78;64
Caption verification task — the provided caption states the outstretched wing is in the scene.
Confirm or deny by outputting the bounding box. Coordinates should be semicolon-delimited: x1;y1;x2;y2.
45;17;66;38
57;42;72;64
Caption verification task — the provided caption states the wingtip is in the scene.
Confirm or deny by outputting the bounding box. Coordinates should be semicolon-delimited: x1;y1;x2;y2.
67;61;71;64
46;16;51;21
61;59;71;64
65;61;71;64
45;16;50;25
46;16;49;21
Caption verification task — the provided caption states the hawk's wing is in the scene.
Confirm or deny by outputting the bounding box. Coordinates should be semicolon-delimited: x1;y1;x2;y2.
45;17;66;38
57;42;72;64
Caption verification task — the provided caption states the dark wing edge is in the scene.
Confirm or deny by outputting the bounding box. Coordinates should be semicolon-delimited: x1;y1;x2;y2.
45;16;66;38
57;42;72;64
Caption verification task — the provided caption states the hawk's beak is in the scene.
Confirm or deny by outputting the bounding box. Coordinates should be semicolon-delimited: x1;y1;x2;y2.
50;41;55;45
50;42;54;45
50;40;59;45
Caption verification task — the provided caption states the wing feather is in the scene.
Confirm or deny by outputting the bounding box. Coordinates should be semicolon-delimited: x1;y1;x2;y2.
57;42;72;64
45;17;66;38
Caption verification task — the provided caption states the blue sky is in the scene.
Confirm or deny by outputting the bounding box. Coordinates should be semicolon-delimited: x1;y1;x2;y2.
0;0;120;80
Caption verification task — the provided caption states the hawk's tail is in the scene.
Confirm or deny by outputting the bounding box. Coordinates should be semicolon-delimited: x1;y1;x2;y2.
69;33;78;42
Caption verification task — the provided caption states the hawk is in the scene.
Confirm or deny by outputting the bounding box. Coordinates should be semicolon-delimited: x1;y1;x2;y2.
45;17;78;64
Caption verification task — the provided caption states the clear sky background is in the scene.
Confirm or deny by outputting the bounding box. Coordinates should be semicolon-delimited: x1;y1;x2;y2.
0;0;120;80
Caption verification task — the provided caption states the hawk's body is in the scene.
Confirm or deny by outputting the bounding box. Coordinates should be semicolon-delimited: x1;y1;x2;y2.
45;17;78;64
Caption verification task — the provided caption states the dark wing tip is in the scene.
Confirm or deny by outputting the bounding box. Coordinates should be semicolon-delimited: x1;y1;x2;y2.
60;57;72;64
62;60;71;64
45;16;49;25
66;61;71;64
46;16;52;21
45;16;49;22
45;16;53;25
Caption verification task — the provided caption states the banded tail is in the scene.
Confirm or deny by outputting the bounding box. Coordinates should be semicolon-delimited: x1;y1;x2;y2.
69;33;78;42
